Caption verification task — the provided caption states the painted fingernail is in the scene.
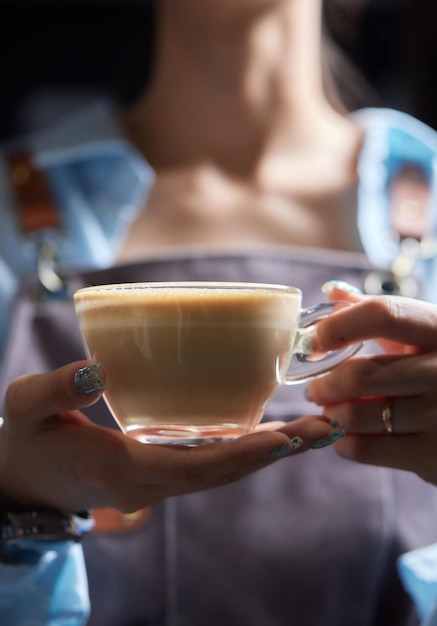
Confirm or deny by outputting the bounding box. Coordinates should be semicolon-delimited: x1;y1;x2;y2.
271;436;304;459
299;332;317;355
294;328;319;355
310;421;345;449
74;363;105;395
321;280;362;296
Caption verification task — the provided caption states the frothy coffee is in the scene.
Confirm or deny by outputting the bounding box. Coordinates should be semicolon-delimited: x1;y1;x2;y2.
74;283;300;443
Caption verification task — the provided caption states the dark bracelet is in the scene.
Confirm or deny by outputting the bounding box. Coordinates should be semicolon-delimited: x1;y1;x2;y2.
0;491;94;544
0;509;93;544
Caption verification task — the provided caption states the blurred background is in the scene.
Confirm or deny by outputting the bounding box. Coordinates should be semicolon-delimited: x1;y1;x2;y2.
0;0;435;141
323;0;437;128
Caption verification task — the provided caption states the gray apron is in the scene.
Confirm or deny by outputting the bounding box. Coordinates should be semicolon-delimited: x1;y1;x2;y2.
3;248;436;626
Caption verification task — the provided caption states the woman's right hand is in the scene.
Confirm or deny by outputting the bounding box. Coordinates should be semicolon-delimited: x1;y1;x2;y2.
0;361;338;513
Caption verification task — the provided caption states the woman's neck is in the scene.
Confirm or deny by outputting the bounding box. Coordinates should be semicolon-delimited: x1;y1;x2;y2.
118;0;364;262
121;0;356;183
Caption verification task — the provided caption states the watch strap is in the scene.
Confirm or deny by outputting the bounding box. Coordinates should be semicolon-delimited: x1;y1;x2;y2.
0;507;93;544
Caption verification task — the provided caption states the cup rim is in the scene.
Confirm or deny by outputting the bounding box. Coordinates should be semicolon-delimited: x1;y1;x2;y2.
74;281;301;298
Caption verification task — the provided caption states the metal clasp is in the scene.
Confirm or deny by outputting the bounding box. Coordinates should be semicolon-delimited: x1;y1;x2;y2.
36;239;67;299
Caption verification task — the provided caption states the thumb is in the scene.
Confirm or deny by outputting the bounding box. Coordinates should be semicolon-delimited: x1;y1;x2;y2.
5;361;106;422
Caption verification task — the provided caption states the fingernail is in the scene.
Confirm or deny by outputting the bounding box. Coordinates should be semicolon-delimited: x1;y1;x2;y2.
294;328;319;355
321;280;362;296
74;363;105;395
310;421;345;449
271;436;304;459
298;331;317;355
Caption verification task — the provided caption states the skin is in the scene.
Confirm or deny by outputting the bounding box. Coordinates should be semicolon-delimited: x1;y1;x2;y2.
310;285;437;485
119;0;364;259
1;0;437;510
0;362;334;512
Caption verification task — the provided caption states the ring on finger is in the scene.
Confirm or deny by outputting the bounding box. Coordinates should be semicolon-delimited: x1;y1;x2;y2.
381;398;394;434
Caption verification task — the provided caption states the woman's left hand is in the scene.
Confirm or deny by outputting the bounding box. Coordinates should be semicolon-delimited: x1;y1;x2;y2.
306;284;437;485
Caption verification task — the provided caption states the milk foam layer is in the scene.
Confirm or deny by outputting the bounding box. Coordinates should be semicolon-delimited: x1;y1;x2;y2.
75;285;300;329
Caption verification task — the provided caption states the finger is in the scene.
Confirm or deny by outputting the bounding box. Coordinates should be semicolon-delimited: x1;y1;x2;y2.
124;415;343;488
254;420;287;431
307;352;437;405
322;283;364;305
99;429;288;506
105;416;344;509
323;395;435;435
5;361;106;422
39;415;342;511
335;433;437;484
323;285;416;355
315;296;437;352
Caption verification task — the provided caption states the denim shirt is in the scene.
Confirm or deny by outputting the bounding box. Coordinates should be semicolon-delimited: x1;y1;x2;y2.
0;101;436;625
0;100;155;363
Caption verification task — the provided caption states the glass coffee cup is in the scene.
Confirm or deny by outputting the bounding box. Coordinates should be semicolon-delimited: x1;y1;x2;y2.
74;281;362;445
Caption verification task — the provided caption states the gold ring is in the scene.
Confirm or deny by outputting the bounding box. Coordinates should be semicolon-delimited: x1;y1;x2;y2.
382;399;394;434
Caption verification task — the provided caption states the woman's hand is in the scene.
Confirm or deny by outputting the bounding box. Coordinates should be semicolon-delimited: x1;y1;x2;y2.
0;361;337;513
307;284;437;485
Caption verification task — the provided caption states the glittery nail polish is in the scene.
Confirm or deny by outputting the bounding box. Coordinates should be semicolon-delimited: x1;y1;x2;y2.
74;363;105;395
321;280;362;296
271;436;304;459
310;421;345;449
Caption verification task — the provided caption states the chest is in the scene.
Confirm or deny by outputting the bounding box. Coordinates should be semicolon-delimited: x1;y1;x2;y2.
118;172;362;264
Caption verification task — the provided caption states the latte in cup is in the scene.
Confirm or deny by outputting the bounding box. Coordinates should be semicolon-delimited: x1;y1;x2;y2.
74;282;361;445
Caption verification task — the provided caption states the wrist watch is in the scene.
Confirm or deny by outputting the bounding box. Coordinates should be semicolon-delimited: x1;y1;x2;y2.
0;507;93;565
0;495;94;544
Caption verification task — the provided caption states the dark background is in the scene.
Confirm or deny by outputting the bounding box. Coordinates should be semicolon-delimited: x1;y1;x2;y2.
324;0;437;129
0;0;435;140
0;0;156;139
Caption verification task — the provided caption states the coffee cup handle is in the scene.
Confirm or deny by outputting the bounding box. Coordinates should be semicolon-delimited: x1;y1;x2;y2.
280;302;363;385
